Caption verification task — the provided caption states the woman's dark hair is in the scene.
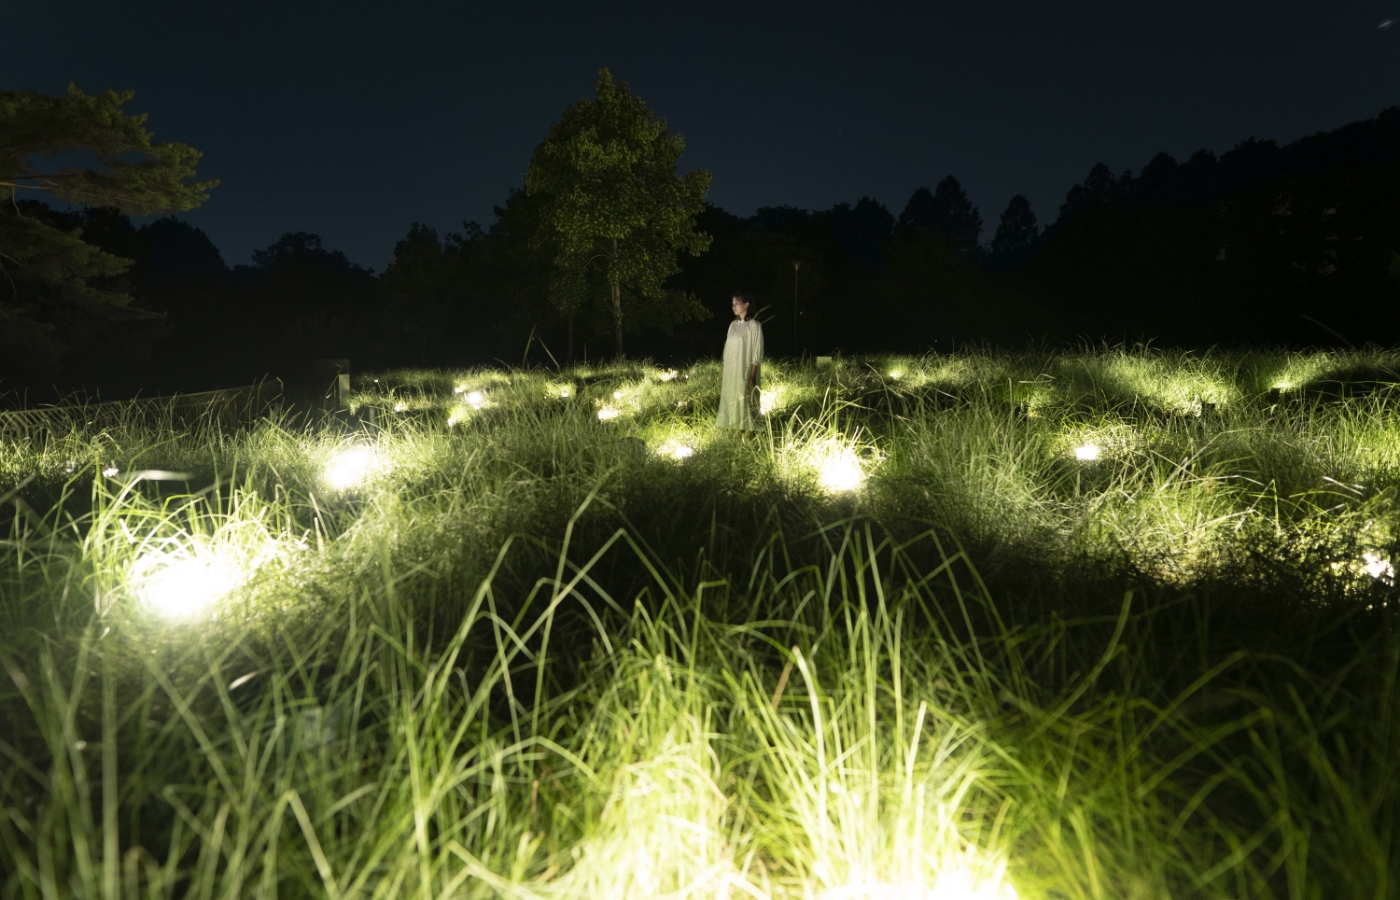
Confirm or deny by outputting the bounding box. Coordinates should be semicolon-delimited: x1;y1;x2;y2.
731;290;756;321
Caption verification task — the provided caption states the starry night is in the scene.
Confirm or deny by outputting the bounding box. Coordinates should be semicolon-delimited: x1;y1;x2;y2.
3;2;1400;897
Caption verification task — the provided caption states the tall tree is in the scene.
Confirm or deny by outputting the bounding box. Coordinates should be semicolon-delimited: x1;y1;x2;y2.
0;84;217;376
897;176;982;255
990;194;1038;265
525;68;711;358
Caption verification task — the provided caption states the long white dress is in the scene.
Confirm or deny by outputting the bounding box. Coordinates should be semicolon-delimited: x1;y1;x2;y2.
717;317;764;430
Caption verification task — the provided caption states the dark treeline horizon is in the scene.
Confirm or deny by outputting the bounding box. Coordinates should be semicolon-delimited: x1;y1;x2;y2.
8;105;1400;402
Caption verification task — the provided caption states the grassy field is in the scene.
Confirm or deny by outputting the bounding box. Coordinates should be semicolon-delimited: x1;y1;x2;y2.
2;346;1398;899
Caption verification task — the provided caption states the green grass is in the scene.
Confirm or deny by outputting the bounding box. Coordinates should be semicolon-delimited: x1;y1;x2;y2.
2;345;1399;898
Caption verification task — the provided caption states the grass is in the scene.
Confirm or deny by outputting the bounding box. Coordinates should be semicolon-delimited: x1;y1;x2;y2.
2;345;1399;898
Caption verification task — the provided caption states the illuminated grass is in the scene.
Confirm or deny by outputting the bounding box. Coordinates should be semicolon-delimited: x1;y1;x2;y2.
2;346;1399;898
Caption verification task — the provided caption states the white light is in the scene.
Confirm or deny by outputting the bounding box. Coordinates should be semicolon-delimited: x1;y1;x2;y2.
560;387;571;398
393;402;407;412
324;446;381;491
613;390;624;400
453;384;466;394
658;369;679;382
888;369;903;380
760;389;778;415
597;405;620;421
102;467;119;477
817;443;865;492
1074;443;1100;461
466;390;484;409
1363;552;1394;581
133;553;239;619
659;441;694;460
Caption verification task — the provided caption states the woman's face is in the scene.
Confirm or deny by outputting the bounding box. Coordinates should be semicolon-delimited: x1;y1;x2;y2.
731;296;749;319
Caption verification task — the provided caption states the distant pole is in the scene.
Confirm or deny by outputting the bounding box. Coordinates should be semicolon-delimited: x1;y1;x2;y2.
793;260;802;352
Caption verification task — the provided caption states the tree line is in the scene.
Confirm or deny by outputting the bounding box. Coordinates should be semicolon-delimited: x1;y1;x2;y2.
5;77;1400;400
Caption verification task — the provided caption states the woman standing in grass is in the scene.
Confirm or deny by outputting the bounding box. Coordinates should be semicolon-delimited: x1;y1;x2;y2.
717;291;764;432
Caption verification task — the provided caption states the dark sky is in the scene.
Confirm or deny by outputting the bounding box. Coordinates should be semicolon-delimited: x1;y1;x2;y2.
8;0;1399;270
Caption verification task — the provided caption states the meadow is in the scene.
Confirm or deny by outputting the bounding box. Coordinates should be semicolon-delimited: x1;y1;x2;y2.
2;346;1398;899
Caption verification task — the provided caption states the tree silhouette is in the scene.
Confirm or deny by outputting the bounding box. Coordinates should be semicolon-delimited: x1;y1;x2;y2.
0;84;216;377
989;194;1038;267
897;176;981;255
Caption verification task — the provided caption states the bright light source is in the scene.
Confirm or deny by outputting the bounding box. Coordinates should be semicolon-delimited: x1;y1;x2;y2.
760;390;778;415
560;387;571;398
888;369;904;380
324;446;381;491
102;467;119;478
817;442;865;492
597;405;620;421
613;390;625;400
1363;552;1394;581
393;402;407;412
816;871;1018;900
453;384;466;394
1074;443;1100;461
465;390;485;409
132;552;239;619
658;441;694;461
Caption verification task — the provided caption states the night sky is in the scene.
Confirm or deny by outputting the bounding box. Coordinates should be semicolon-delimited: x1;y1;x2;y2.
8;0;1399;271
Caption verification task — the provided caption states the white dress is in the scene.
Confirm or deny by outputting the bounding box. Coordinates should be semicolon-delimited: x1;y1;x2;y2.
717;317;764;430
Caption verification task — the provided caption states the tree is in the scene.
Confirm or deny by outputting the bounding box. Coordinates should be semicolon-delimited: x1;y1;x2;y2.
897;176;982;256
989;194;1038;266
0;84;217;377
525;68;712;358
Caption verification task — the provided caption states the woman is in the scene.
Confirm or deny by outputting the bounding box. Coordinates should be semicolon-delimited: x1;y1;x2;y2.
717;291;764;431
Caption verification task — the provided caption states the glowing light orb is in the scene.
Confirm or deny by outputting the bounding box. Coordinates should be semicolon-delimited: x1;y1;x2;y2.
1363;552;1394;581
1074;443;1100;461
817;443;865;492
393;402;407;412
659;441;694;461
613;390;625;400
133;553;239;619
465;390;485;409
888;369;904;380
323;446;381;491
560;387;571;398
597;405;621;421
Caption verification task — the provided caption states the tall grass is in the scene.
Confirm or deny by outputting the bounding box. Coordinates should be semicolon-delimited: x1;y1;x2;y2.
2;346;1398;898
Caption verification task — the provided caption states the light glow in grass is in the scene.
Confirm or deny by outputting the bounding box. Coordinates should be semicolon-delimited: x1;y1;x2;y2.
131;550;240;619
1074;442;1101;461
466;390;485;409
323;445;383;491
658;440;694;461
815;439;866;492
1363;551;1394;581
